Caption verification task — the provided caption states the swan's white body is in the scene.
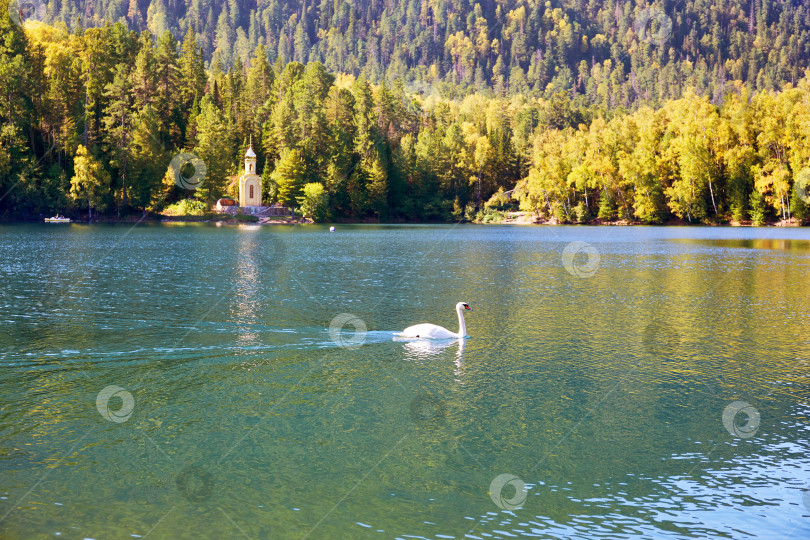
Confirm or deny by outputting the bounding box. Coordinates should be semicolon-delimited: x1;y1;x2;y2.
395;302;471;339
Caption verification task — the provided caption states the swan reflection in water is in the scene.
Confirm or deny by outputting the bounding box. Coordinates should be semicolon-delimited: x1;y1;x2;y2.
392;336;466;382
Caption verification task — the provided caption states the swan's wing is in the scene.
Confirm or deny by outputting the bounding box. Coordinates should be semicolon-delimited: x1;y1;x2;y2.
398;323;453;339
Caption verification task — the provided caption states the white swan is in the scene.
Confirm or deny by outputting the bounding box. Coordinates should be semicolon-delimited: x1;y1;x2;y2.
395;302;471;339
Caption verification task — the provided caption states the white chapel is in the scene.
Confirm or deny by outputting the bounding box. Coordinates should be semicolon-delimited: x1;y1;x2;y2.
239;138;262;207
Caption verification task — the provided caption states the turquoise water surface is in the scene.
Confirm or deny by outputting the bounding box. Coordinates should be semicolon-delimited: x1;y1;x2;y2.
1;223;809;539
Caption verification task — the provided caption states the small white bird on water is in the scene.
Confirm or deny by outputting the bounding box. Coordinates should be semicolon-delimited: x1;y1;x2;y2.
395;302;472;339
329;226;335;232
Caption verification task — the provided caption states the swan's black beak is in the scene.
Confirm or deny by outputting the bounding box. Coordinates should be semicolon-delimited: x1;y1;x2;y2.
463;304;471;310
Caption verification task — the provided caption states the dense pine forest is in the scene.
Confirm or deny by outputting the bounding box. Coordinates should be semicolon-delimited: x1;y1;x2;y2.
1;0;809;222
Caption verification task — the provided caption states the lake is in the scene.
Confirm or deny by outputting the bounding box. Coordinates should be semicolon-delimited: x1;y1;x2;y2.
0;223;809;539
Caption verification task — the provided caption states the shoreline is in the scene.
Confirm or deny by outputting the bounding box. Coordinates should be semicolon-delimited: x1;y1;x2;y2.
5;212;806;227
494;212;806;227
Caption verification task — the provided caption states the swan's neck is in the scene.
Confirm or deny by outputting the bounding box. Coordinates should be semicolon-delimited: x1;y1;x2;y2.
456;307;467;338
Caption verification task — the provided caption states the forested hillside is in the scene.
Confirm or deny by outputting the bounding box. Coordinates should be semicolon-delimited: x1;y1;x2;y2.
1;0;809;223
15;0;810;107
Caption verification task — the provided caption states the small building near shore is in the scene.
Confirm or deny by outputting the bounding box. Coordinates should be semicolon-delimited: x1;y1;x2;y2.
231;139;292;218
238;139;262;207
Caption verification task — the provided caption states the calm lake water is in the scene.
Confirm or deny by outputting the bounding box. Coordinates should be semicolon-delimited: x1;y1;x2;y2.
1;223;809;539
